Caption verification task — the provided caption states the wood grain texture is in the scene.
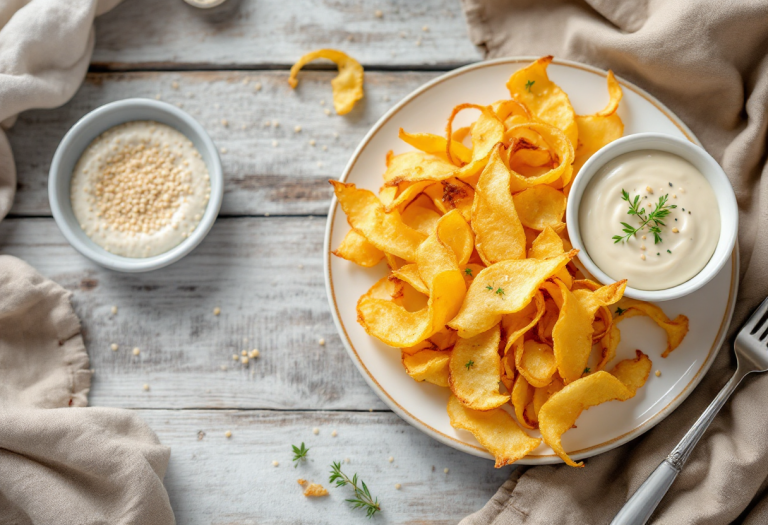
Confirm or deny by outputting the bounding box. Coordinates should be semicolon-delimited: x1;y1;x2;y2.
92;0;482;70
8;70;438;217
142;408;508;524
0;217;390;410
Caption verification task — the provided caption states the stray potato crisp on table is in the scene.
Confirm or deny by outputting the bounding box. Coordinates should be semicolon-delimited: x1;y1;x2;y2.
331;56;690;468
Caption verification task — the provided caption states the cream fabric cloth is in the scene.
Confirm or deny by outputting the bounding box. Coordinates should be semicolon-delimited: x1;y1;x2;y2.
0;256;175;524
0;2;175;523
459;1;768;524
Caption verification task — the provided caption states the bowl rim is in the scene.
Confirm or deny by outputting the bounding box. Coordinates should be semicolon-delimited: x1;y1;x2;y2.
48;98;223;273
566;132;738;301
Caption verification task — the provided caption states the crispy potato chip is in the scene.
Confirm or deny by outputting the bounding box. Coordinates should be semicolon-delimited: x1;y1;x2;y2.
383;151;457;186
400;198;441;235
384;181;433;213
505;123;575;192
529;227;572;287
437;209;475;266
399;128;472;166
537;298;559;345
445;103;504;166
331;181;427;262
288;49;364;115
471;145;527;264
447;395;541;468
511;373;536;429
378;185;398;206
533;377;564;420
449;325;509;411
424;179;475;222
501;292;546;351
449;251;576;339
401;326;458;355
516;340;557;388
513;186;567;232
462;263;485;287
403;349;451;387
598;322;621;370
506;55;578;145
572;72;624;175
615;300;689;357
332;229;384;267
610;350;652;395
392;264;428;295
596;71;623;117
552;279;626;383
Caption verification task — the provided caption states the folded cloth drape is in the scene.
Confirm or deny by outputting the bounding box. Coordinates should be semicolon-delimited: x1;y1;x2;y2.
459;1;768;524
0;255;175;524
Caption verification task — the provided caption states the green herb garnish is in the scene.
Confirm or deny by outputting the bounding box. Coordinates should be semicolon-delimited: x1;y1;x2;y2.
464;267;473;276
612;189;677;245
329;462;381;518
292;442;310;467
583;367;591;374
485;284;494;291
495;287;505;298
615;307;626;316
465;360;475;371
525;80;535;92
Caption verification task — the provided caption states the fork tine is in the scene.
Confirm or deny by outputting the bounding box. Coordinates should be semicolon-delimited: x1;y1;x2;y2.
745;296;768;334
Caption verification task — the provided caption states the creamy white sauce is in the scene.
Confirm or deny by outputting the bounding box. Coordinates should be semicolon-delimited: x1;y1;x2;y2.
579;150;720;290
70;121;210;258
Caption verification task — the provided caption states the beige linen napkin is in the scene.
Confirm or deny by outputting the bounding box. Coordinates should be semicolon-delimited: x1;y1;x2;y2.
0;0;122;220
459;1;768;524
0;255;175;524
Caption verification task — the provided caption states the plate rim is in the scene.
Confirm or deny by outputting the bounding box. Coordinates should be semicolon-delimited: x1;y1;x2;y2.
323;56;740;465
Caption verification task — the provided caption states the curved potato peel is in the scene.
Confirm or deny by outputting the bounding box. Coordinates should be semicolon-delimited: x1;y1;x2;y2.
615;299;689;357
332;229;384;268
403;349;451;387
447;395;541;468
505;123;575;191
511;373;536;429
288;49;364;115
515;339;557;388
449;324;509;411
399;128;472;166
513;185;567;232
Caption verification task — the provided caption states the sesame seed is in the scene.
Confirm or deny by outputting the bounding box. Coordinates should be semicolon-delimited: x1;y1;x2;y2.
154;94;161;100
344;458;350;463
324;108;331;116
673;194;677;198
272;140;278;147
264;120;271;127
415;39;422;46
640;245;646;250
333;132;339;139
388;456;394;463
444;468;449;474
641;235;646;240
313;427;319;435
272;460;279;467
294;125;302;133
395;483;401;489
240;356;249;365
422;25;429;32
111;343;118;351
221;119;228;127
655;370;661;377
331;430;338;437
318;338;326;346
273;120;280;128
250;349;260;358
640;254;646;261
317;161;323;167
220;147;227;154
171;81;179;90
242;78;249;85
142;384;150;391
672;228;679;233
225;430;232;438
241;350;247;356
320;100;326;106
322;145;328;151
241;124;247;130
646;186;653;194
232;354;239;361
111;305;118;315
374;9;383;17
213;307;221;316
220;365;228;371
309;139;316;146
254;83;262;91
133;347;140;356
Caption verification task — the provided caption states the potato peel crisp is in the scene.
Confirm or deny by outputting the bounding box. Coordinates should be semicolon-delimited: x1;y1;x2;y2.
330;56;690;469
447;395;541;468
289;49;364;115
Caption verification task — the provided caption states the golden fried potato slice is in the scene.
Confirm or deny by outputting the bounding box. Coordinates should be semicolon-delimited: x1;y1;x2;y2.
449;325;509;411
529;227;572;288
403;349;451;387
392;264;428;295
533;376;564;421
384;181;433;213
552;279;627;383
511;373;536;429
538;371;634;467
515;340;557;388
512;186;567;232
332;229;384;267
400;199;441;236
424;179;475;222
288;49;364;115
449;251;576;339
505;123;575;192
331;181;426;262
501;292;546;352
615;300;689;357
506;55;578;146
471;144;526;264
399;128;472;166
572;72;624;175
597;322;621;370
383;151;457;186
539;351;650;467
436;209;475;267
447;395;541;468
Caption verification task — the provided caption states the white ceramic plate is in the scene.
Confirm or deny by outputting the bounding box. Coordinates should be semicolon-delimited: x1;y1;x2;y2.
324;58;738;465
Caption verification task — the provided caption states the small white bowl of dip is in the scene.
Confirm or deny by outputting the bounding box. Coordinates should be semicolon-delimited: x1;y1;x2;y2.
49;98;223;272
566;133;737;302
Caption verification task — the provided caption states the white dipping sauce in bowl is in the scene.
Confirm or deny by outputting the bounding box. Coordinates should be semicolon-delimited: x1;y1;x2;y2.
578;149;720;291
69;121;211;258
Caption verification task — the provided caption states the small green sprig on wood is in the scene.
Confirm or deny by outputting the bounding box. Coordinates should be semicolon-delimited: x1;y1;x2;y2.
329;462;381;518
613;189;676;245
292;442;309;468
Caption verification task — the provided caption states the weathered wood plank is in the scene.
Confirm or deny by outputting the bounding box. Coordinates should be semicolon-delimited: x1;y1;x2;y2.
8;70;438;217
0;217;390;410
93;0;481;70
142;409;508;524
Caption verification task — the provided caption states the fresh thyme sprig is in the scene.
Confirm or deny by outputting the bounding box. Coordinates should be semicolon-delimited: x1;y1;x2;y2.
612;189;676;245
465;360;475;371
329;462;381;518
292;442;309;468
525;80;535;92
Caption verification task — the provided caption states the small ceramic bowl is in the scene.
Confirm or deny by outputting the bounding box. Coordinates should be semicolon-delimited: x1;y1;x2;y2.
49;98;223;273
566;133;738;302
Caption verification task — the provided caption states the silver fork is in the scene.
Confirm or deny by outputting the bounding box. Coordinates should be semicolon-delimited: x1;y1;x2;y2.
612;296;768;525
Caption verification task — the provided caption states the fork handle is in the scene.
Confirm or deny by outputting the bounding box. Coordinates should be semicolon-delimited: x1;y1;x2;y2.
611;366;749;525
